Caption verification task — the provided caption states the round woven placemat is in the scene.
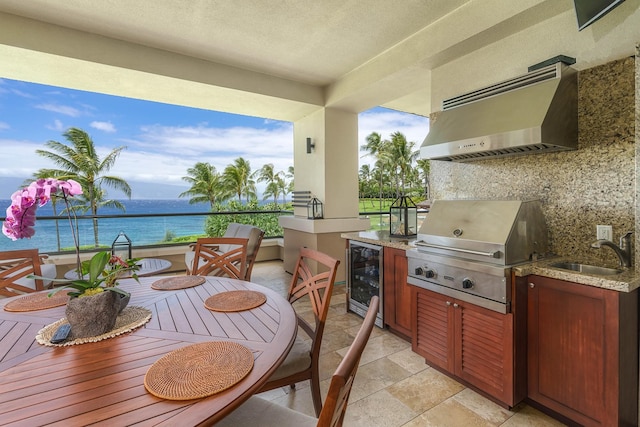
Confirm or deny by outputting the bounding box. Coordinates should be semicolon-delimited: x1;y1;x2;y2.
35;306;152;346
4;291;69;312
144;341;254;400
204;290;267;312
151;276;206;290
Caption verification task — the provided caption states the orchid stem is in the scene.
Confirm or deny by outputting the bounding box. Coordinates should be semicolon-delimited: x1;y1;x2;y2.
62;193;82;279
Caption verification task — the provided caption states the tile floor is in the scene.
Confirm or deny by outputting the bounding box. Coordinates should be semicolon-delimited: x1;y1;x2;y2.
250;260;567;427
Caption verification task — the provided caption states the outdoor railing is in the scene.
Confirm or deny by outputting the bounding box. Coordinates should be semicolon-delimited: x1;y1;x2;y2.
0;209;425;255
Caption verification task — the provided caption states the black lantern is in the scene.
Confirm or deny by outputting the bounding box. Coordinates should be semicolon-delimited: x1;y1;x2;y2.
307;197;324;220
111;231;132;260
390;196;417;237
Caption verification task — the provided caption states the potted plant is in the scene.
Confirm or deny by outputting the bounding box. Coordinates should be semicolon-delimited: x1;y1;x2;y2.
47;251;140;338
2;178;140;338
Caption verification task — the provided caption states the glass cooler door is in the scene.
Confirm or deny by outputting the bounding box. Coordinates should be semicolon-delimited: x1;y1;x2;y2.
347;241;383;327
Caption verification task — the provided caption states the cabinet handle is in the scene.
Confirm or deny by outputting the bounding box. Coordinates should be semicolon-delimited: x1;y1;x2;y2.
529;282;535;289
445;301;451;306
453;303;459;308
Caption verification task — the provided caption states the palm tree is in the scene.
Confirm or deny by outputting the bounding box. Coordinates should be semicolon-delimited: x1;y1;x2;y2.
179;162;227;209
387;131;418;196
36;127;131;248
73;185;127;218
275;175;289;206
361;132;390;210
262;181;280;207
223;157;256;203
358;164;372;199
255;163;282;205
285;166;295;196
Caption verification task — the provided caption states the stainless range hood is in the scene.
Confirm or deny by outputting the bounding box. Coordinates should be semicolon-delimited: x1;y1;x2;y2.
421;62;577;162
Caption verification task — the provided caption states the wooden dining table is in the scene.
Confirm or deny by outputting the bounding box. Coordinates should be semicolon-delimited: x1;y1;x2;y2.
0;275;297;426
63;258;173;280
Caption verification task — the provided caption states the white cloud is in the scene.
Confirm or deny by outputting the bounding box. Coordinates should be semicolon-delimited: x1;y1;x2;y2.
11;89;36;99
119;122;295;177
0;122;9;131
0;109;427;197
91;121;117;133
46;119;65;132
35;103;81;117
0;139;62;177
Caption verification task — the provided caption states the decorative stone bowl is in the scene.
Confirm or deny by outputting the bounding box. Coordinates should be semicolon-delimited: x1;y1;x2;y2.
65;290;130;339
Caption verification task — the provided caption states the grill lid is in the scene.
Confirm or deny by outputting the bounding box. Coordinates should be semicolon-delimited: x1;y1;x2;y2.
416;199;548;265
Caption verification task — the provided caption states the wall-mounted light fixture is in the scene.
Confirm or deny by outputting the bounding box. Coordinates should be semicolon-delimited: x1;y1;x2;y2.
306;137;315;154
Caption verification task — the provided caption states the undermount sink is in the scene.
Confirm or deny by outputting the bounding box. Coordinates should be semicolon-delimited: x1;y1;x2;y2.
550;262;623;276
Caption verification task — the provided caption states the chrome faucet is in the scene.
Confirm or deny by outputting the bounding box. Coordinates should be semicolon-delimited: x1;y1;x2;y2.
591;231;633;268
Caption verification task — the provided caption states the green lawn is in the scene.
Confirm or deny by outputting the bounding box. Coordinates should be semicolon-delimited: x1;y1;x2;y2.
359;198;394;212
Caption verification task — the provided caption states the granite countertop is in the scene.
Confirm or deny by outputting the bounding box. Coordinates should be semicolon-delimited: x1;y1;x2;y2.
342;231;639;293
341;230;416;251
513;256;640;293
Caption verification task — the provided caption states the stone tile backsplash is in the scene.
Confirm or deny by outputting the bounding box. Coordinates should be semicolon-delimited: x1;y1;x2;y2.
429;55;638;267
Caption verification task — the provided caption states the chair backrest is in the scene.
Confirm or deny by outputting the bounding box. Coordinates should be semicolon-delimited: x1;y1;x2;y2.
190;237;248;279
317;296;379;427
287;248;340;361
222;223;265;280
0;249;46;297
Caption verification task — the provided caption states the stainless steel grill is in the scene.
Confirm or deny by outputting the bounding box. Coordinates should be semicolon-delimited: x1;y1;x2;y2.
407;199;548;313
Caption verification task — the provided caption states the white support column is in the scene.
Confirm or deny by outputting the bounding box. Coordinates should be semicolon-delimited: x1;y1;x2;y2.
280;107;370;279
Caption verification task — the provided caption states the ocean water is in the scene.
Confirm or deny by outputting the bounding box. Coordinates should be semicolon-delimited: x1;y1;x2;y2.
0;199;212;253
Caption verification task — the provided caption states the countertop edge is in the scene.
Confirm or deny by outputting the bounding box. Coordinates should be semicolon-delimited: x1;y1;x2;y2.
343;231;639;293
514;257;639;293
341;231;415;251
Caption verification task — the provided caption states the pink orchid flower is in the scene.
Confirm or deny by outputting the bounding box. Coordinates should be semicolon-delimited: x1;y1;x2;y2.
2;178;84;241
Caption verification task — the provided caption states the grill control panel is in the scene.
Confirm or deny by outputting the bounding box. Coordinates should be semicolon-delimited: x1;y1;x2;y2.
407;255;509;305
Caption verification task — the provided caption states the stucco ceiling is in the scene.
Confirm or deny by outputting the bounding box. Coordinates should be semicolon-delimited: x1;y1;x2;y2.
0;0;637;121
0;0;469;85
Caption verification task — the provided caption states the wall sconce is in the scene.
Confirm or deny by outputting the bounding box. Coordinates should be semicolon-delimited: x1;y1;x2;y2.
306;137;315;154
111;231;132;260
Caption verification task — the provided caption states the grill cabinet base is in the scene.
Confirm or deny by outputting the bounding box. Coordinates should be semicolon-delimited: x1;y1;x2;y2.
412;286;520;408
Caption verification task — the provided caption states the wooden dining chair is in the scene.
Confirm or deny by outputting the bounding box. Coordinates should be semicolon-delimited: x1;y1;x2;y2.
258;247;340;416
219;296;380;427
185;223;264;280
187;237;248;279
0;249;56;297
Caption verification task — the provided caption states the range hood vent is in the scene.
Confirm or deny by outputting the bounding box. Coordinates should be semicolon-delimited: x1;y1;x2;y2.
421;61;577;162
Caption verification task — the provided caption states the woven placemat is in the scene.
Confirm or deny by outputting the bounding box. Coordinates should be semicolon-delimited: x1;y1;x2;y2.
35;306;152;346
151;276;206;290
204;290;267;312
4;291;69;312
144;341;254;400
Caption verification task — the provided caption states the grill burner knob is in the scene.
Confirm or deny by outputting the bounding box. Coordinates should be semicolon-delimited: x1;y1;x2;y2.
462;278;474;289
414;267;436;278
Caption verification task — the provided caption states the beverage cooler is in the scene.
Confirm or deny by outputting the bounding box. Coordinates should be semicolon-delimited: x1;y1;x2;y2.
347;241;384;328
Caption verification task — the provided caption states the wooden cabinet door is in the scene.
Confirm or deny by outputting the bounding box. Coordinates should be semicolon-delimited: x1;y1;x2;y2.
455;300;514;406
383;247;411;337
413;287;454;372
413;286;515;406
527;275;638;427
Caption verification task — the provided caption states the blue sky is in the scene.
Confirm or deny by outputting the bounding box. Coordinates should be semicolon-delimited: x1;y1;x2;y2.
0;77;429;199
